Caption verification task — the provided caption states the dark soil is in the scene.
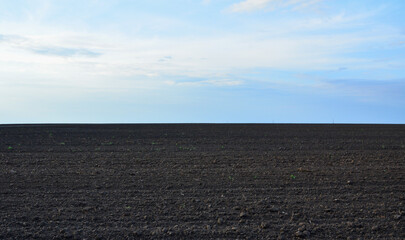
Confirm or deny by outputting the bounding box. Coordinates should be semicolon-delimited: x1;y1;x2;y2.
0;124;404;239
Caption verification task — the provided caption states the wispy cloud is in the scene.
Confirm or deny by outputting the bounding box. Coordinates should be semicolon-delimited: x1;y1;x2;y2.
201;0;211;5
229;0;271;12
229;0;323;13
30;46;101;57
165;78;244;87
0;33;27;44
0;4;402;92
0;24;398;91
0;33;101;58
158;56;173;62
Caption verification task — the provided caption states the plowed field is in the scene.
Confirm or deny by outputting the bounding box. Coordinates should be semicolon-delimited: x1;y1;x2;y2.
1;124;404;239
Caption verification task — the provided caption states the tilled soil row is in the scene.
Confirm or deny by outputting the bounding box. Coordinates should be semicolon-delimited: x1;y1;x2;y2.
0;124;404;239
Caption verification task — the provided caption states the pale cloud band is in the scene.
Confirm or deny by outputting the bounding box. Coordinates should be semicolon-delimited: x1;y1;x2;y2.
0;33;101;57
229;0;323;12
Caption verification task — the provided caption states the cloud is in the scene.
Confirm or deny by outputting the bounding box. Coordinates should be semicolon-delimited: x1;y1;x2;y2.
158;56;173;62
166;78;244;87
229;0;322;13
0;28;396;91
0;33;101;58
30;46;101;57
0;34;27;44
0;2;402;94
229;0;271;12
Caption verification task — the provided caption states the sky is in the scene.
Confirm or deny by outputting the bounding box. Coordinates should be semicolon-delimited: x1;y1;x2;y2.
0;0;404;123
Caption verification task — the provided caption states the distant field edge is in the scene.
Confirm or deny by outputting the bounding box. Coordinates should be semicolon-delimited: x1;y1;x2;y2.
0;123;404;128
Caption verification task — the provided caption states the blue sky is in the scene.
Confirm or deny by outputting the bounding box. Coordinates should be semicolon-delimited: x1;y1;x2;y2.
0;0;404;123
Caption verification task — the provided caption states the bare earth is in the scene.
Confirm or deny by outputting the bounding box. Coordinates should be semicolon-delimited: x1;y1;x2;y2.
0;124;404;239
